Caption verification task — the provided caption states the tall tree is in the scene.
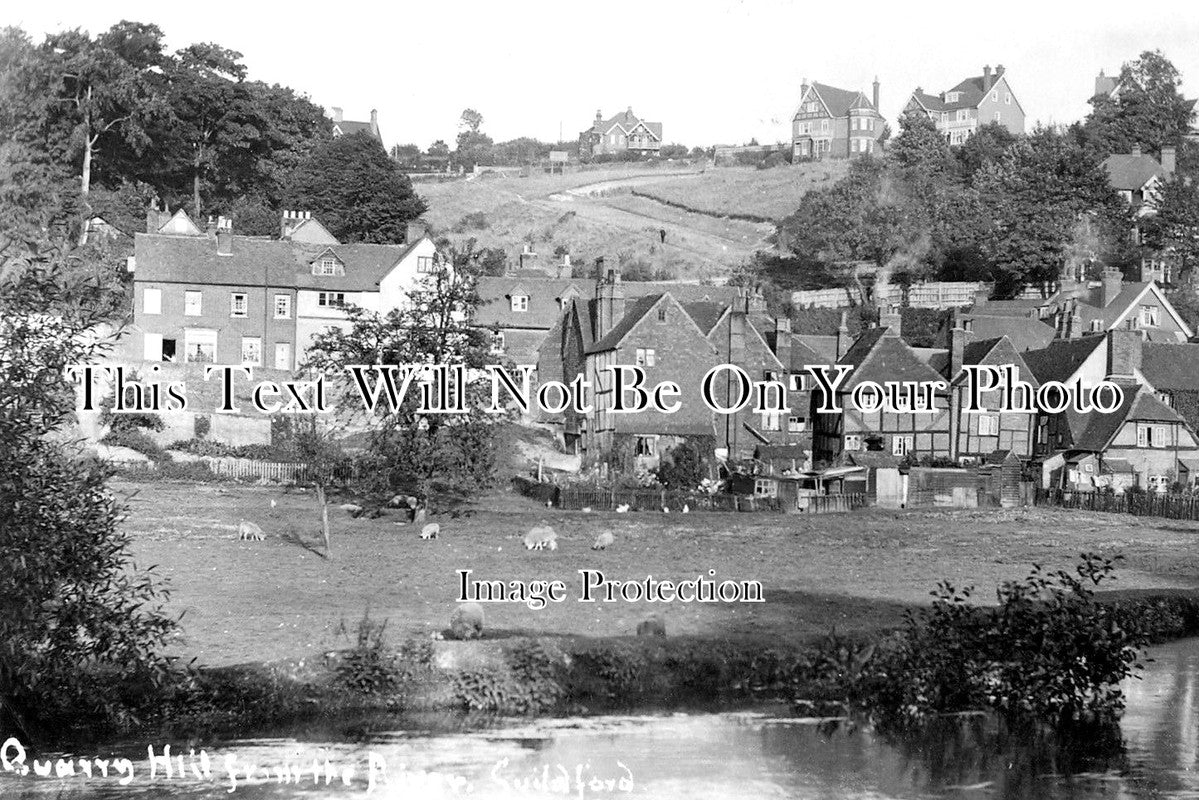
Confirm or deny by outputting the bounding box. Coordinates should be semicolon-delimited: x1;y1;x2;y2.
1084;50;1193;157
41;28;162;241
1141;178;1199;279
454;107;493;168
285;131;427;244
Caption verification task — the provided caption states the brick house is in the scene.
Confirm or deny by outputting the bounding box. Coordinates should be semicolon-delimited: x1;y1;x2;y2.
904;65;1025;144
1048;269;1191;342
131;211;435;370
791;79;885;160
578;108;662;159
1139;342;1199;441
810;311;952;464
1102;146;1178;283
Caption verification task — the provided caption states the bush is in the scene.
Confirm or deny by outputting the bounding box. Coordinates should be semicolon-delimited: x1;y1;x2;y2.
336;611;399;696
853;554;1148;731
453;212;489;232
102;428;171;462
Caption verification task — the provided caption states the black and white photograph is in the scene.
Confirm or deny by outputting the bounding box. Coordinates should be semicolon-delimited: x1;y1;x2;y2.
5;1;1199;797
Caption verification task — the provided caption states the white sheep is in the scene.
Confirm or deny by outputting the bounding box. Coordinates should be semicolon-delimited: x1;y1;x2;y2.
591;531;614;550
420;522;439;540
524;525;558;550
615;503;630;513
238;521;265;541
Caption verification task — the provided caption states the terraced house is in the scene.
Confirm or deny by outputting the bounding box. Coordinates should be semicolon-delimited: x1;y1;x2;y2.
131;210;435;370
790;79;885;160
578;107;662;158
904;64;1024;144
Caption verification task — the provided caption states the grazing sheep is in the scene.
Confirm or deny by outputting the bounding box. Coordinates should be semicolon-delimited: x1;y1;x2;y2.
270;498;277;509
582;506;592;513
591;531;614;550
238;521;265;541
420;522;440;540
339;503;364;516
636;614;666;637
449;603;484;640
524;525;558;551
661;505;670;514
388;494;414;508
615;503;630;513
682;503;689;514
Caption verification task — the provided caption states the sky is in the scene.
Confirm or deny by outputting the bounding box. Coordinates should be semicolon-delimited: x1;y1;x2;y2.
8;0;1199;151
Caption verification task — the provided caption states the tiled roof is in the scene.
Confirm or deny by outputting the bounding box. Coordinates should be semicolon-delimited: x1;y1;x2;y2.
1142;343;1199;391
133;233;420;291
960;314;1056;353
911;74;1012;112
1022;335;1106;384
473;277;738;331
1101;153;1165;192
910;90;948;112
1075;282;1151;328
1073;390;1184;451
794;334;839;363
586;109;662;140
587;295;663;353
809;82;877;117
838;328;946;390
334;120;379;139
681;301;727;336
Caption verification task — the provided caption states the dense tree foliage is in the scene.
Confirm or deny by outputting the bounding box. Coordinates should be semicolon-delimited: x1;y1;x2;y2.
284;131;427;244
1083;50;1194;157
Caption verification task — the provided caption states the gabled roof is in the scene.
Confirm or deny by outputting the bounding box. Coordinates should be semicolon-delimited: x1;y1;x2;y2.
802;82;878;118
1022;335;1107;384
958;314;1056;352
1073;389;1186;452
587;295;664;353
285;217;339;245
931;335;1041;388
682;301;727;336
332;120;380;141
1142;343;1199;391
133;234;422;291
838;328;946;390
1101;153;1165;192
586;108;662;140
910;73;1021;113
156;209;203;236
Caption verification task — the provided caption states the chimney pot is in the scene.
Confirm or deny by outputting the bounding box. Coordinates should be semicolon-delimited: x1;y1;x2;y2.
1161;145;1177;177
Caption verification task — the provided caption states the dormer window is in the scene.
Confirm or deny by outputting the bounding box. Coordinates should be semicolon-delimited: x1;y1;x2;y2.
511;295;529;312
316;258;338;276
946;91;961;103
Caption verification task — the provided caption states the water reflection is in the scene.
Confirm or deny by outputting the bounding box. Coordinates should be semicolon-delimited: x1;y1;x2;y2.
4;639;1199;799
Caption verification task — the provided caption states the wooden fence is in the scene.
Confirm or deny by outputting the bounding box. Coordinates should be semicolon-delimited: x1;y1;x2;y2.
806;493;869;514
1036;489;1199;521
112;457;359;485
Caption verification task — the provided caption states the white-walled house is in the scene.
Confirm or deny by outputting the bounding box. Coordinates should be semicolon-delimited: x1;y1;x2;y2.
131;210;438;370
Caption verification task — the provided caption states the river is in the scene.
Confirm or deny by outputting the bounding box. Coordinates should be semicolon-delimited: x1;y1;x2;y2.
4;638;1199;799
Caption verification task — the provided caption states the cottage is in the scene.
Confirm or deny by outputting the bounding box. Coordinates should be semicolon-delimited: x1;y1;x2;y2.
579;108;662;158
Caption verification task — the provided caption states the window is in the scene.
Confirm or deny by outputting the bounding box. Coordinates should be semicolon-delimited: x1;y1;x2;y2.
635;348;656;367
993;112;1001;122
956;110;969;122
788;415;806;432
1140;305;1160;326
1148;474;1170;492
317;292;346;308
634;436;656;457
844;434;862;452
789;374;808;391
416;256;436;274
491;331;505;353
315;257;338;276
991;89;998;102
946;92;961;103
1157;391;1174;407
274;294;291;319
754;479;778;498
511;295;529;312
184;329;216;363
1005;93;1011;105
821;119;829;132
1137;424;1169;447
230;293;247;318
978;414;1000;436
274;342;291;371
657;307;668;323
184;290;202;316
142;288;161;315
761;411;782;431
892;435;914;456
241;337;261;366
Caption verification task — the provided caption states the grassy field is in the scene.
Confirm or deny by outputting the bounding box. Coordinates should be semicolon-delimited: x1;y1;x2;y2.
414;166;787;280
119;482;1199;668
633;162;849;222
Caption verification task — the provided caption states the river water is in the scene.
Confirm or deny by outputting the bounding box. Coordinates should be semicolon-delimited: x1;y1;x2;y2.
5;638;1199;799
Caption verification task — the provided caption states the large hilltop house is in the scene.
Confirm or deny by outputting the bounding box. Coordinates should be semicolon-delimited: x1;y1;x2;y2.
904;65;1025;144
578;108;662;158
131;210;434;370
330;107;381;141
1093;69;1199;141
791;79;886;160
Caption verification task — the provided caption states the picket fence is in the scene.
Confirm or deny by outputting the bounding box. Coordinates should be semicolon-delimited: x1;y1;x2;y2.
555;487;783;513
1036;489;1199;521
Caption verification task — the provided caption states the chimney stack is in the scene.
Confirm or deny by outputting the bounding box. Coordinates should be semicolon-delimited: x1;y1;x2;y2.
1161;145;1176;178
995;64;1005;78
972;287;989;308
879;305;902;337
595;266;624;338
406;219;427;244
872;76;880;111
1100;266;1123;308
836;311;851;359
1132;145;1142;157
801;77;809;98
983;65;993;92
1068;301;1082;339
774;317;792;373
370;109;378;126
332;106;343;123
1106;328;1143;380
949;315;967;378
216;216;233;255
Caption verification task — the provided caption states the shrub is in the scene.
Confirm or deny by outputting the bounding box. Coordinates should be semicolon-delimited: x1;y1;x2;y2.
194;415;211;438
453;211;489;232
102;428;171;462
336;611;399;696
853;554;1148;731
654;439;706;490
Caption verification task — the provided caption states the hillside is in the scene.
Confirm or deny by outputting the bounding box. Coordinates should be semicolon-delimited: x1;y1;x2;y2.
415;164;840;281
